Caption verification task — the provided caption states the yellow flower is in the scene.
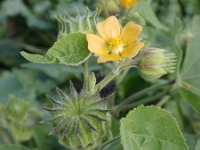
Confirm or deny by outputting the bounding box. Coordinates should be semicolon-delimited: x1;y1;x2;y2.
119;0;137;8
86;16;144;63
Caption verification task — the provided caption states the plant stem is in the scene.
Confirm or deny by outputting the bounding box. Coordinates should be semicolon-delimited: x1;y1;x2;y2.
116;69;129;85
94;71;118;93
113;81;169;112
156;95;170;107
99;136;120;150
94;60;133;93
122;90;168;111
83;61;89;83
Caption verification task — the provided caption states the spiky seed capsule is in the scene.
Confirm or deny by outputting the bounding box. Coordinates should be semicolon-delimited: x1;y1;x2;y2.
138;48;177;80
55;8;98;38
43;81;112;150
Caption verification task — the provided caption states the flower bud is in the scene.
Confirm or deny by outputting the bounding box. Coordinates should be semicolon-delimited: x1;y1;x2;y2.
120;0;137;8
138;48;176;80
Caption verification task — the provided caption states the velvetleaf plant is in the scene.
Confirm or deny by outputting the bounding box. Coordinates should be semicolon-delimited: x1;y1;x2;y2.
17;0;198;150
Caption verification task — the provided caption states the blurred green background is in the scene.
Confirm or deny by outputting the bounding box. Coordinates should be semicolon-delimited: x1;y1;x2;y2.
0;0;200;150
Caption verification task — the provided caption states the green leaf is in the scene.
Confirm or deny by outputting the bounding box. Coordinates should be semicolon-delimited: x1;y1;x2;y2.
21;33;91;66
185;133;199;150
171;18;183;83
195;139;200;150
134;1;168;31
0;71;22;103
192;15;200;35
0;0;50;29
0;144;38;150
50;1;86;16
176;31;200;114
21;63;82;81
33;124;52;149
164;100;184;130
13;69;55;95
20;52;52;64
120;105;188;150
46;33;91;66
0;40;24;66
172;18;200;113
181;34;200;94
179;87;200;115
0;0;28;18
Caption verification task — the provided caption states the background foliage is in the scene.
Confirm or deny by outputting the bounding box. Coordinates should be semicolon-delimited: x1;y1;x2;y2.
0;0;200;149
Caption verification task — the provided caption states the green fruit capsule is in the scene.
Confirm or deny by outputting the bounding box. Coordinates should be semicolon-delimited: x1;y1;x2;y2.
43;81;112;150
55;8;98;38
138;48;177;80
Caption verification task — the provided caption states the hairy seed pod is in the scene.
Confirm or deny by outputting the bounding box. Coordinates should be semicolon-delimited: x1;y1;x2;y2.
138;48;177;80
55;8;99;38
43;81;112;150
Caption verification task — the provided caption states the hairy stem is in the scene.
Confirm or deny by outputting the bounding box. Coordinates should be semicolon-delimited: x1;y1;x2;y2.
121;89;169;111
116;69;129;85
113;81;170;112
94;60;133;93
156;95;170;107
94;71;118;93
83;61;89;82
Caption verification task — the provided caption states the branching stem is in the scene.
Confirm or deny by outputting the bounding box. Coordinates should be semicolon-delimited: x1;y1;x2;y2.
113;81;170;112
94;60;133;93
83;60;89;82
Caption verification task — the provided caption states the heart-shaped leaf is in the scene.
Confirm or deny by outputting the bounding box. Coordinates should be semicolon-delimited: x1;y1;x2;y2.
120;105;188;150
21;33;91;66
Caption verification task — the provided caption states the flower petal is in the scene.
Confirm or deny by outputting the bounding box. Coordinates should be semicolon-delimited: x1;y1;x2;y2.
96;16;120;40
97;54;122;63
121;22;142;45
86;33;108;55
122;42;144;58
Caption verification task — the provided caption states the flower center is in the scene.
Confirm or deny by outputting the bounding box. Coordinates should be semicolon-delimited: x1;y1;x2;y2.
107;37;124;54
